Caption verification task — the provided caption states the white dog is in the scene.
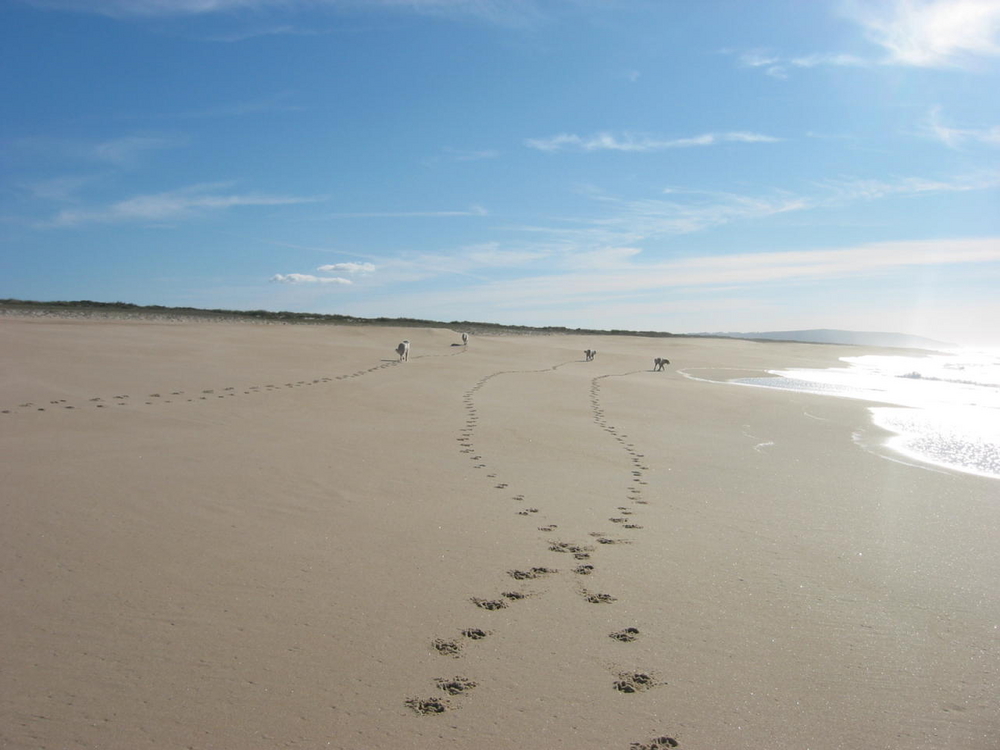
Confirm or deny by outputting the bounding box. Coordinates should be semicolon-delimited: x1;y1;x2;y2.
461;332;469;346
396;340;410;362
584;349;597;361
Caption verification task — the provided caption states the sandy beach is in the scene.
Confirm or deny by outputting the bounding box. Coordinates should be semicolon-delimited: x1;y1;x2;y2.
2;315;998;750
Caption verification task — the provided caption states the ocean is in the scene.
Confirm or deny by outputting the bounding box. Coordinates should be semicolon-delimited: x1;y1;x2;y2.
732;348;1000;481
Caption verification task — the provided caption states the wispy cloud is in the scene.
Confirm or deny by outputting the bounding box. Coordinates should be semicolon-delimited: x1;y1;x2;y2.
737;48;868;78
503;187;810;248
200;25;332;42
270;273;352;284
504;171;999;251
43;182;324;227
923;105;1000;147
442;147;500;161
131;92;302;120
737;1;1000;78
325;205;487;218
459;242;549;267
11;134;182;167
20;0;545;25
317;262;376;273
844;0;1000;68
590;189;808;238
269;261;374;286
817;170;1000;199
20;175;97;202
389;236;1000;312
89;135;183;165
561;245;643;270
525;131;780;152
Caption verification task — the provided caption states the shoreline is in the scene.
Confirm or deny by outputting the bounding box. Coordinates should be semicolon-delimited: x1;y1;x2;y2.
2;317;998;749
706;352;1000;482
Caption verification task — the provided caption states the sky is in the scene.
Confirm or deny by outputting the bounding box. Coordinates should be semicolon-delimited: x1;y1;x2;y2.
1;0;999;346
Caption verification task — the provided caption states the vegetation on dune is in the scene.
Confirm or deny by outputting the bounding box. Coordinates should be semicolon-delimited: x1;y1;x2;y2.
0;298;680;338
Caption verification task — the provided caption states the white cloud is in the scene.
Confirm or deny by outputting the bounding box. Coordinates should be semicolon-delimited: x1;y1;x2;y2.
525;131;780;152
200;25;332;42
739;50;783;68
738;49;868;79
12;134;182;167
160;92;302;120
317;262;376;273
844;0;1000;67
513;188;811;245
44;183;324;226
460;242;548;267
442;147;500;161
739;50;784;68
924;106;1000;147
392;236;1000;311
503;171;998;252
19;0;544;25
738;1;1000;75
789;52;868;67
326;205;487;218
562;246;643;270
21;175;96;201
90;135;180;165
324;241;554;289
817;171;1000;199
271;273;352;284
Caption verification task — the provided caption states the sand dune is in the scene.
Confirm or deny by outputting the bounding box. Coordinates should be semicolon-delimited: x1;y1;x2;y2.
2;316;998;749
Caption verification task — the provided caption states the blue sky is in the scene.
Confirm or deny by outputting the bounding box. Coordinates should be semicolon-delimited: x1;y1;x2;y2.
2;0;999;345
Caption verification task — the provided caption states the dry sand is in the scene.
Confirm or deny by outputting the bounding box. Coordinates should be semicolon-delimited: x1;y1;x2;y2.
1;316;998;749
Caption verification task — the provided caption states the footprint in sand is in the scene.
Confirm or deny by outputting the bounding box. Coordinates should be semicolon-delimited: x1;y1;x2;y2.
631;736;679;749
432;639;462;657
609;627;640;642
405;696;451;715
508;567;556;580
583;591;617;604
435;676;477;696
549;541;593;560
613;672;660;693
501;591;528;601
471;597;508;611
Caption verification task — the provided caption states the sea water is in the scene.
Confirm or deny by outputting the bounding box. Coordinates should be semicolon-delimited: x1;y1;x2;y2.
734;349;1000;481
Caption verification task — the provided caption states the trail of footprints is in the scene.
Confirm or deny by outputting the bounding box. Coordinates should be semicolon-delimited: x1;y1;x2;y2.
409;363;680;746
0;348;469;415
5;342;673;743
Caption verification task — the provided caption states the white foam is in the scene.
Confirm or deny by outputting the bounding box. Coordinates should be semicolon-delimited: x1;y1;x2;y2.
870;406;1000;481
728;349;1000;481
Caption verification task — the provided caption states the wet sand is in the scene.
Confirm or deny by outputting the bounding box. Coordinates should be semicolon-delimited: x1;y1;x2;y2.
2;316;998;749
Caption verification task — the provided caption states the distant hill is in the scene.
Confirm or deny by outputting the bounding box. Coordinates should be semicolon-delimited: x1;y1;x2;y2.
697;329;955;351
